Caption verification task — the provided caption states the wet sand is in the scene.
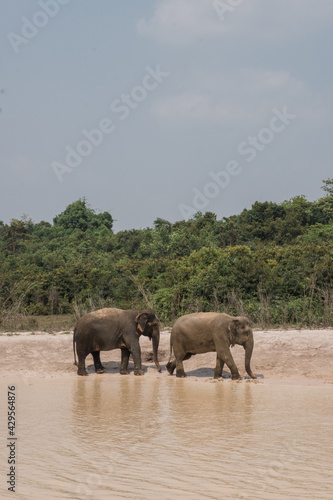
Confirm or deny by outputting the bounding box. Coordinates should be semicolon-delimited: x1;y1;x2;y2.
1;328;333;385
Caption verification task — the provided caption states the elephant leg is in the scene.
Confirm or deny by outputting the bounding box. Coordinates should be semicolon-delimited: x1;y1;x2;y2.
125;341;144;376
214;356;224;379
174;350;191;378
175;358;187;378
166;359;176;375
217;348;241;380
120;347;130;375
92;351;105;374
167;354;191;375
77;351;88;376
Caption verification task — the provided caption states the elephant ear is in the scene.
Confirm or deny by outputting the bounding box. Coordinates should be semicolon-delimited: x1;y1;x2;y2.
135;312;148;334
228;319;240;347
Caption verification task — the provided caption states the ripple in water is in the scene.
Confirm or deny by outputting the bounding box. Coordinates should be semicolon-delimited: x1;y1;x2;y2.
1;377;332;499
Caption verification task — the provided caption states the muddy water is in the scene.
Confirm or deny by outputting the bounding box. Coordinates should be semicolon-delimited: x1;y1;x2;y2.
1;377;333;500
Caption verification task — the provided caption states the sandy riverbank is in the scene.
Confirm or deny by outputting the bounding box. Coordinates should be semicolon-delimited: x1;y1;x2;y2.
1;328;333;385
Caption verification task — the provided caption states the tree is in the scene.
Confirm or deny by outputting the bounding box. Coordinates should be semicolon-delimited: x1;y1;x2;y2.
321;178;333;196
2;217;33;254
0;188;332;327
153;218;172;232
53;199;113;232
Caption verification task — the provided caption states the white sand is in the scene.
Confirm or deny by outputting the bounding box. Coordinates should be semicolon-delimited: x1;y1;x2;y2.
1;328;333;385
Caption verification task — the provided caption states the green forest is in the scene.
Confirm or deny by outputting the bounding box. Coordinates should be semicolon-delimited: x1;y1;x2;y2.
1;179;333;330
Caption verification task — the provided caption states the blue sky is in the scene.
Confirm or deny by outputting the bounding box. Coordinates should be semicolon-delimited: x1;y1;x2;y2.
1;0;332;231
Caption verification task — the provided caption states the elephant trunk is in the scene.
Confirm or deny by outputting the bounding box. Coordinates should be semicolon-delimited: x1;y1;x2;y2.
244;335;256;379
152;330;161;372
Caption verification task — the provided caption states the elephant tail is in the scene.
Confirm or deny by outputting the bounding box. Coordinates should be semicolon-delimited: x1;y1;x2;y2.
73;327;78;366
167;332;173;363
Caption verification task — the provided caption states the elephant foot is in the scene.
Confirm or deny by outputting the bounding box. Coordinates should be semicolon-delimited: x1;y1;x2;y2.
95;364;105;373
176;371;187;378
166;362;175;375
134;369;145;376
231;373;242;380
120;369;130;375
77;370;88;376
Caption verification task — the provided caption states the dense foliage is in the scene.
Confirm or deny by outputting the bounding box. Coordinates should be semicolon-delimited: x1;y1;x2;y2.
1;185;333;328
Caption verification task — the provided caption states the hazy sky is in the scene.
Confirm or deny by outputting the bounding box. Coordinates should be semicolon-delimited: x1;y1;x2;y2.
1;0;332;231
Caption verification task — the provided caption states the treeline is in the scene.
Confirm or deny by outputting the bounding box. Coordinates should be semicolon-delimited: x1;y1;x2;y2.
1;180;333;328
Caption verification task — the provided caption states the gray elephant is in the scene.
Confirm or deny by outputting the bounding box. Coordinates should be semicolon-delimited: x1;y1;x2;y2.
166;312;256;380
73;308;161;376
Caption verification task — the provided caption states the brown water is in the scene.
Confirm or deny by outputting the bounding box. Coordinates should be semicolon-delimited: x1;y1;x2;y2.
1;376;333;500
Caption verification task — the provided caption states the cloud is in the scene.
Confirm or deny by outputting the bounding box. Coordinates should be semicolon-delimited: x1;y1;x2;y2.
152;69;309;125
234;0;333;43
153;91;222;123
138;0;333;45
137;0;223;45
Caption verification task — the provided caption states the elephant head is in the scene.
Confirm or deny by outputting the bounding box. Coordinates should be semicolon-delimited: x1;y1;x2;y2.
228;316;256;379
135;310;161;372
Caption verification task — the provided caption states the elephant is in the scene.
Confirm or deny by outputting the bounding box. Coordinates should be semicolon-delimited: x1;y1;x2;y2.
166;312;256;380
73;308;161;376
